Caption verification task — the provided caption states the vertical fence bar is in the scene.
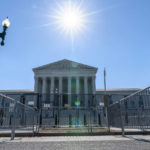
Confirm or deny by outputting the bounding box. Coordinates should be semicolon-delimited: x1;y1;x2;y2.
106;107;110;132
119;102;125;136
32;110;35;135
107;106;110;132
11;102;16;140
36;109;40;133
90;107;92;133
88;110;90;133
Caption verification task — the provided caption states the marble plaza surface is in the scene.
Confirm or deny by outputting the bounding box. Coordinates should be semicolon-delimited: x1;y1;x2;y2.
1;135;150;150
1;135;150;142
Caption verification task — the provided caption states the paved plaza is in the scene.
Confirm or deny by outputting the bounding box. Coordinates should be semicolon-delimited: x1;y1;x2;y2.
0;135;150;150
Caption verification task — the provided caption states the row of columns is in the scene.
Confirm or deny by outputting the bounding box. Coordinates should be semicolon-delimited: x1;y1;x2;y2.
34;76;96;104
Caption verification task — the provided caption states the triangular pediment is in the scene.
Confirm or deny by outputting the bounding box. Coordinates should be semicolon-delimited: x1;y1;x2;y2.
33;59;97;71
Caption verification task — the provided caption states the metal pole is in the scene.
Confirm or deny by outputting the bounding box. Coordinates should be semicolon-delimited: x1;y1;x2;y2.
104;68;110;132
104;68;106;94
119;102;125;136
88;110;90;133
90;108;92;133
37;109;41;133
32;110;35;135
11;102;16;140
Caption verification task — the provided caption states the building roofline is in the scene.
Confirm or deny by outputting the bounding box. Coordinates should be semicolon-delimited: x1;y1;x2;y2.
96;88;141;92
0;89;34;93
32;59;98;71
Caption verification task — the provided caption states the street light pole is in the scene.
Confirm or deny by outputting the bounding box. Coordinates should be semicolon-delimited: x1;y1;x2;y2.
0;17;10;46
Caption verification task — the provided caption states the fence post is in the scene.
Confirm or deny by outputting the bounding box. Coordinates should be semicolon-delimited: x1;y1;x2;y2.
88;110;90;133
119;102;125;136
104;95;110;132
138;107;144;131
90;108;92;133
106;107;110;132
37;109;41;133
11;102;16;140
32;110;35;135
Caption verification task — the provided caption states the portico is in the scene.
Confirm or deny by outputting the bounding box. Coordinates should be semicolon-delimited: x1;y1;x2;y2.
33;59;97;107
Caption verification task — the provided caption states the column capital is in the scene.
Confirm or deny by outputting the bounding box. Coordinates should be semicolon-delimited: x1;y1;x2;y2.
50;76;54;79
42;77;47;80
92;76;96;79
34;76;39;80
68;76;72;80
84;76;88;80
76;76;80;80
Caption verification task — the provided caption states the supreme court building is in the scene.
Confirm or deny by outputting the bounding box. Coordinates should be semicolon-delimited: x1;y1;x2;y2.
33;59;97;107
32;59;139;126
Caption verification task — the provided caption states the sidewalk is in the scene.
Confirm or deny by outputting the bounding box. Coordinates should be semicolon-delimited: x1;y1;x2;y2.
1;135;150;150
0;135;150;142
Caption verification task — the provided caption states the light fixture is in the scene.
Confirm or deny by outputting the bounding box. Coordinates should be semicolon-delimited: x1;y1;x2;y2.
0;17;10;46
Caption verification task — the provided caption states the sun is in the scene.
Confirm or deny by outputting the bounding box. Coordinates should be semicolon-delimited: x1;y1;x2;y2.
51;1;86;35
59;7;83;32
34;0;103;38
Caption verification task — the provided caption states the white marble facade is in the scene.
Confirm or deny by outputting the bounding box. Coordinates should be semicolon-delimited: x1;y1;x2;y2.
33;59;97;106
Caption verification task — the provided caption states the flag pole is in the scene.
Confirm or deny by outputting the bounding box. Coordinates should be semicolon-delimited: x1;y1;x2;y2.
104;68;110;132
104;68;106;94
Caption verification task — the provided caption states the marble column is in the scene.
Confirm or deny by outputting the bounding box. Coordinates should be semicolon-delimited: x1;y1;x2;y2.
68;77;71;106
59;77;62;107
34;77;39;93
92;76;96;94
76;76;79;94
92;76;96;109
50;77;54;103
84;77;88;107
42;77;47;101
59;77;62;94
92;76;96;124
50;77;54;94
84;77;88;94
76;76;80;101
34;77;39;107
42;77;47;94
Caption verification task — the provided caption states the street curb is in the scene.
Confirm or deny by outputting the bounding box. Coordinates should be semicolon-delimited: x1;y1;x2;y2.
0;131;150;137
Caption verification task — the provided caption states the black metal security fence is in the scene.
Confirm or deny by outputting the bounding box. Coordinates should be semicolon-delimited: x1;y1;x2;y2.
0;93;39;140
38;93;127;129
108;86;150;135
1;90;150;137
0;93;127;132
40;94;103;128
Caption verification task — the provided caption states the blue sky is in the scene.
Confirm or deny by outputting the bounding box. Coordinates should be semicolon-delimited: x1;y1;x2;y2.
0;0;150;90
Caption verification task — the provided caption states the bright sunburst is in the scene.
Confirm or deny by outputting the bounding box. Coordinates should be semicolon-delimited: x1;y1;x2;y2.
34;0;103;46
58;6;84;33
50;1;86;36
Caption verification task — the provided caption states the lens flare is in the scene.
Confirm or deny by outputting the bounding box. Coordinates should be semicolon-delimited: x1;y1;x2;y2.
75;101;80;108
56;5;84;34
50;1;86;36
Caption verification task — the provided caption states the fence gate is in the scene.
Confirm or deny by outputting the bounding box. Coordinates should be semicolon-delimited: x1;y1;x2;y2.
108;86;150;135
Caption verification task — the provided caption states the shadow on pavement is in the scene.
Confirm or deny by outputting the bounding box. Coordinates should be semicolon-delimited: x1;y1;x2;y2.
124;135;150;143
